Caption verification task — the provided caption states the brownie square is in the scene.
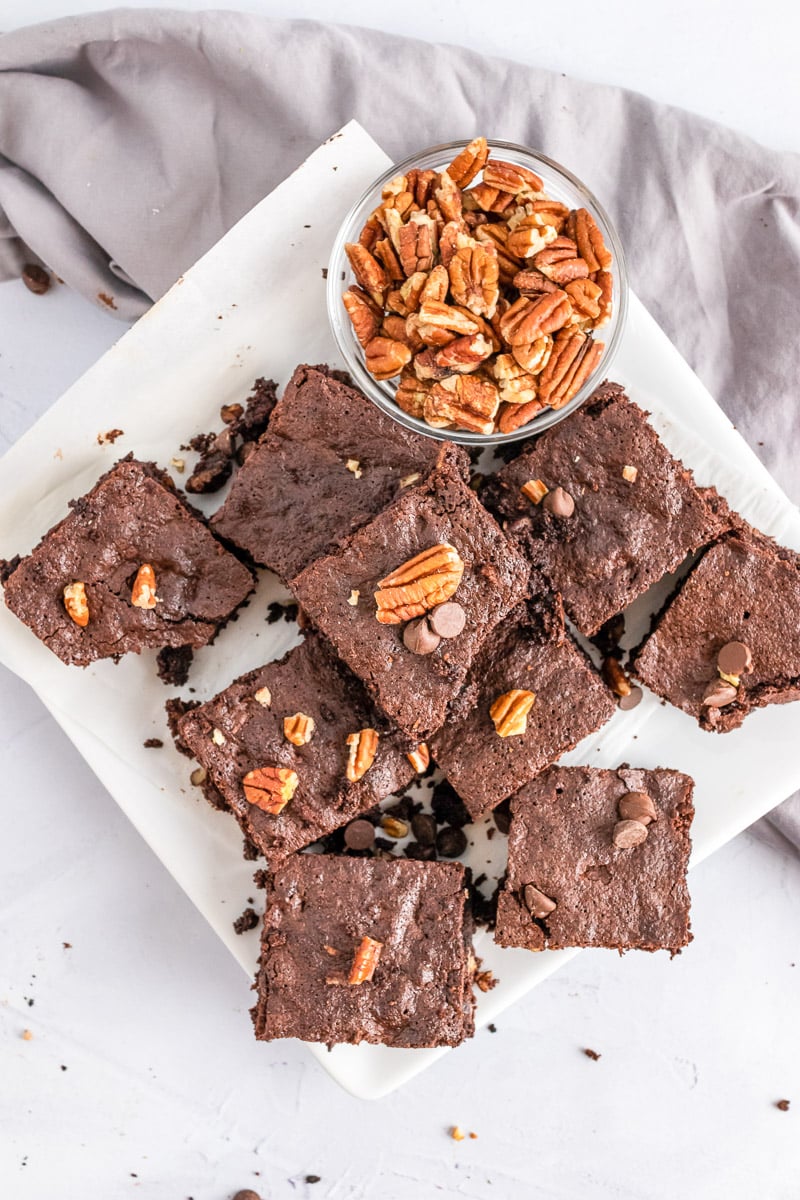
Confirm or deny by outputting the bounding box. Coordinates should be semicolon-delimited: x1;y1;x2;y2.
178;634;415;864
495;765;694;953
429;598;616;819
252;855;475;1047
633;528;800;733
485;381;721;635
2;457;254;666
211;364;466;581
291;452;530;739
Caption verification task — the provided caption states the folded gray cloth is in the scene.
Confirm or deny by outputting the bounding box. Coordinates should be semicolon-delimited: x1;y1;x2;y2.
0;10;798;844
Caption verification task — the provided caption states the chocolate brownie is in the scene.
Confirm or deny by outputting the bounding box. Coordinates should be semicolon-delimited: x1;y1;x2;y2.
291;452;530;739
485;381;721;635
178;634;415;864
430;598;616;819
495;765;694;953
252;855;475;1047
633;527;800;733
2;457;254;666
211;364;466;580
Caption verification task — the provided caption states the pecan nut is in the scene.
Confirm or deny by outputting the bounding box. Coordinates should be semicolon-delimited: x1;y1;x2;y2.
497;397;544;433
513;267;560;296
593;270;613;328
434;333;493;373
533;236;589;284
131;563;157;610
242;765;299;815
467;182;515;214
446;137;489;188
507;217;558;260
425;374;500;435
570;207;612;272
407;743;431;773
397;212;438;276
448;243;500;318
482;159;543;197
498;292;571;345
63;581;90;627
374;543;465;624
538;331;605;409
343;287;382;347
364;336;411;380
345;728;379;780
564;278;603;324
344;242;388;306
489;689;536;737
511;335;553;375
434;170;463;223
348;935;383;984
417;299;480;337
283;712;316;746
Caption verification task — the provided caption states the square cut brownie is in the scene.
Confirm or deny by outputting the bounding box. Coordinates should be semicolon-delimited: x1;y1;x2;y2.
429;597;616;819
2;457;254;666
178;634;416;864
211;364;467;581
291;450;530;739
485;381;721;636
633;525;800;733
252;855;475;1047
495;765;694;953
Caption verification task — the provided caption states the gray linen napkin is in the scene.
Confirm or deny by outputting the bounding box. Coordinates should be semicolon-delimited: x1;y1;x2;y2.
0;9;798;845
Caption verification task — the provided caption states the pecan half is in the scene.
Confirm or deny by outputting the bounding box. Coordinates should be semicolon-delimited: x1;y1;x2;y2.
63;581;89;627
513;267;560;296
439;221;472;269
446;137;489;188
512;335;553;375
373;236;405;282
242;765;299;815
533;236;589;284
420;264;449;305
499;292;571;345
468;182;515;214
565;278;603;324
381;313;414;347
570;207;612;272
448;243;500;318
490;689;536;737
283;712;316;746
498;370;539;407
425;374;500;435
348;935;383;984
345;242;388;306
408;167;437;208
358;214;381;252
131;563;157;610
345;729;379;781
434;170;463;223
507;217;558;260
417;300;480;337
434;332;493;373
497;397;544;433
397;271;428;315
483;159;543;197
538;331;605;408
343;287;382;347
397;212;438;276
374;543;465;624
396;368;432;417
364;336;412;380
594;270;613;328
412;347;452;381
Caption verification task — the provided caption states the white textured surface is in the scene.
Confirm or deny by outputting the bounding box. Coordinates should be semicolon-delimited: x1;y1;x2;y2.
1;3;800;1198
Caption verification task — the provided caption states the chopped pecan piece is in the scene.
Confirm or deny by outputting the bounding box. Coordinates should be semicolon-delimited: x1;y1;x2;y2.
448;243;500;318
364;336;412;380
374;543;465;624
407;743;431;773
434;170;463;223
521;478;549;504
446;137;489;188
131;563;157;610
283;712;316;746
425;374;500;435
242;765;299;815
507;217;558;260
348;935;383;984
345;728;379;781
468;182;515;214
63;581;89;627
489;689;536;737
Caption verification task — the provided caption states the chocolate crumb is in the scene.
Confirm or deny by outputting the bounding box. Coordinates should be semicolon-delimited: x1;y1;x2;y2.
156;645;194;687
63;942;72;950
165;697;201;757
233;907;259;935
266;600;299;625
492;798;512;835
22;263;51;294
583;1047;601;1061
143;737;163;749
97;291;117;310
321;268;328;279
305;1176;321;1184
233;1190;262;1200
431;781;471;828
487;1023;497;1033
0;555;21;585
776;1099;791;1112
436;825;468;858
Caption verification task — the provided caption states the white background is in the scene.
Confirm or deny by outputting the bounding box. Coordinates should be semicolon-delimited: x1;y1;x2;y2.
2;3;799;1199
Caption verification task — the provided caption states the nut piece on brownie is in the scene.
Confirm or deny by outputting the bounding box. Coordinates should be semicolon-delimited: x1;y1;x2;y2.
252;855;476;1047
495;765;694;953
2;457;254;666
484;381;723;636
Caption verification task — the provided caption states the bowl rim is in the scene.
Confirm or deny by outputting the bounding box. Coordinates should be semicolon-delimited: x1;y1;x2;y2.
327;138;628;447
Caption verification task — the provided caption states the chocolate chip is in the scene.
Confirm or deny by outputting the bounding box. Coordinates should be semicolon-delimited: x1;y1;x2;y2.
431;781;471;828
612;818;649;848
305;1178;321;1185
618;685;643;711
411;812;437;846
776;1099;791;1112
717;640;752;676
436;826;468;858
522;883;557;919
701;680;738;708
404;840;437;861
143;737;163;748
233;1189;262;1200
429;602;466;639
403;617;441;655
583;1047;601;1061
618;791;658;825
492;799;511;835
542;486;575;518
344;819;375;850
22;263;51;295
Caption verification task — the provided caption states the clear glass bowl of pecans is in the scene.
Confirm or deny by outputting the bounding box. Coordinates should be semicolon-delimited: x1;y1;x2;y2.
327;138;628;445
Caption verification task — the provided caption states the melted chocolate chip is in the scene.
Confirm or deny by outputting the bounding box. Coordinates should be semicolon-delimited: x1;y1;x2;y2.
542;486;575;518
403;617;441;655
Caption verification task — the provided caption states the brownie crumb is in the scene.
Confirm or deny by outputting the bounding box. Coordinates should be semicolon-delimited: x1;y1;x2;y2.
22;263;51;294
184;377;278;493
475;969;497;993
321;268;328;279
242;836;262;862
253;868;270;890
233;907;259;934
0;555;21;585
143;737;163;749
583;1047;602;1061
487;1023;497;1033
266;600;299;625
62;942;72;950
776;1099;791;1112
466;871;501;930
97;291;117;309
165;697;201;757
431;781;471;829
305;1176;321;1184
157;645;194;687
97;428;124;446
492;798;512;835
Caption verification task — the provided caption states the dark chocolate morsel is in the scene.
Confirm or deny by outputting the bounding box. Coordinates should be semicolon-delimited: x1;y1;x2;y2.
429;601;466;639
522;883;557;918
618;685;643;711
22;263;51;295
344;819;376;851
411;812;437;846
435;826;468;858
542;486;575;518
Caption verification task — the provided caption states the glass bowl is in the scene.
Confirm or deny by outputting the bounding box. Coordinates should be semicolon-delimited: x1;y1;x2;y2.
327;139;628;447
